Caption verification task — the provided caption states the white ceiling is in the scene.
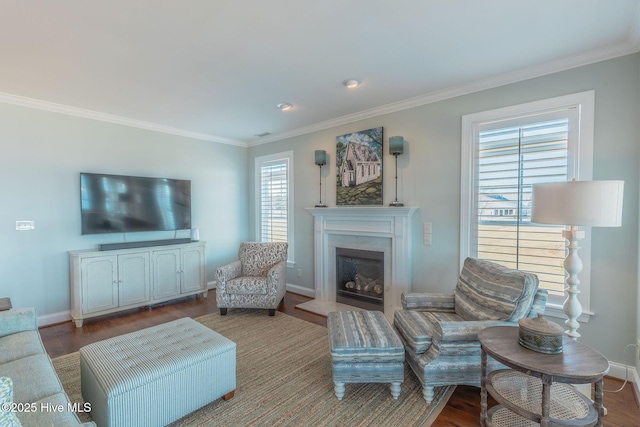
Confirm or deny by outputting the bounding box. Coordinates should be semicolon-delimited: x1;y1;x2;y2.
1;1;639;146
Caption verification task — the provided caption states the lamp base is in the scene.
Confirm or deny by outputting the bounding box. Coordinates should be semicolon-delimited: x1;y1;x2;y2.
389;201;404;207
315;203;327;208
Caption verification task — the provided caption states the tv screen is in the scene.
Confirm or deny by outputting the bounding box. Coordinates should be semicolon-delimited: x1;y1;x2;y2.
80;173;191;235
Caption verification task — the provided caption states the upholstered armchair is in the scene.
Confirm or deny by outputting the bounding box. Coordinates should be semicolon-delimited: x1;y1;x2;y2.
393;257;548;403
216;242;288;316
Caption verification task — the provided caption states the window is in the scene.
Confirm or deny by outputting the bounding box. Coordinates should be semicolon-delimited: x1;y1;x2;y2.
255;151;294;267
461;92;595;318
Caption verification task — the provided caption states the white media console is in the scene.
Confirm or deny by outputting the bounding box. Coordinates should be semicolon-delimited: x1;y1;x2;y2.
69;241;207;327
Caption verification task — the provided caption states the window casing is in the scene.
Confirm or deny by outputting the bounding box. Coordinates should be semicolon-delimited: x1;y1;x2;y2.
255;151;294;267
460;92;595;319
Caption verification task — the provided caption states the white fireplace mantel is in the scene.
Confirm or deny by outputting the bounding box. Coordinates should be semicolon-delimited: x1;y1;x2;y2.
305;206;418;317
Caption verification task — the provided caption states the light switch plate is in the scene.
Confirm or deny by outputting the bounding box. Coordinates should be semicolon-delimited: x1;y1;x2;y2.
423;222;432;234
16;220;35;231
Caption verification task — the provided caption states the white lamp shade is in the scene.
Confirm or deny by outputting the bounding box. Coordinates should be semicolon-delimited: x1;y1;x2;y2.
531;180;624;227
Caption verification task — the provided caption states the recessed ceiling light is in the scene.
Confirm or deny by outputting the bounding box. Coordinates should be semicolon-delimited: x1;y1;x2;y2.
277;102;293;111
343;79;361;88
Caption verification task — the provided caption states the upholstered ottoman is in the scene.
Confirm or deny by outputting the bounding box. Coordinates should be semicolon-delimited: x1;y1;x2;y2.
327;311;405;400
80;318;236;427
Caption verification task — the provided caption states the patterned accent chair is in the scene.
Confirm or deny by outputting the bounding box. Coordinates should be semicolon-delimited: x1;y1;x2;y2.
216;242;288;316
393;257;548;403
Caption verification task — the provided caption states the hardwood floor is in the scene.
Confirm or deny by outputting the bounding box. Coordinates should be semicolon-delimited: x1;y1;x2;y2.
39;291;639;426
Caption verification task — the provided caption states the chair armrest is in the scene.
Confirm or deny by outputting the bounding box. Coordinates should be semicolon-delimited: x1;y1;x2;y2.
434;320;516;343
267;260;287;289
525;288;549;318
401;293;455;311
0;308;37;338
216;260;242;287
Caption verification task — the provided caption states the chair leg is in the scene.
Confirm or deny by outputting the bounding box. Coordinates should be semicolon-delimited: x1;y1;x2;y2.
268;308;275;316
390;382;401;399
220;308;228;315
422;385;434;403
334;382;345;400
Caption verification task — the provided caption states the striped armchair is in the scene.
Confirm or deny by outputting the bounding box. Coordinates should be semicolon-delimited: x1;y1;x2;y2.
393;257;547;403
216;242;288;316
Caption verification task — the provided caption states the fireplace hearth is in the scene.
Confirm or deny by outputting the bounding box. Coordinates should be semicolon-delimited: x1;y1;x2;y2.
336;248;384;311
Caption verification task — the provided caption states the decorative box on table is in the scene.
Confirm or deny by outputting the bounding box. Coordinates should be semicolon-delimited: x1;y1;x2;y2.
518;313;564;354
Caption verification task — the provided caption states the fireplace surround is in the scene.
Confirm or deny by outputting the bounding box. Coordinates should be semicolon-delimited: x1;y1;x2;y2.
303;206;418;319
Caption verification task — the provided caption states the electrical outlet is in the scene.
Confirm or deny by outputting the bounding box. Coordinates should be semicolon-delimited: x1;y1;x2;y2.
297;269;302;278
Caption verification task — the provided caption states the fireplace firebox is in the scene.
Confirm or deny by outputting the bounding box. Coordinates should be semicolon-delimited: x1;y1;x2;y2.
335;248;384;311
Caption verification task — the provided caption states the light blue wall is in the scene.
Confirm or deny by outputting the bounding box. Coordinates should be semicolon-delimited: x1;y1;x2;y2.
0;103;249;317
248;53;640;365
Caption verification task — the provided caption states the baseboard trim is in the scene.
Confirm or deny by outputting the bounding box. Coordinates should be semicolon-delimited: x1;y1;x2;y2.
37;311;71;327
633;367;640;406
608;361;638;382
285;283;315;298
38;285;218;327
604;361;639;405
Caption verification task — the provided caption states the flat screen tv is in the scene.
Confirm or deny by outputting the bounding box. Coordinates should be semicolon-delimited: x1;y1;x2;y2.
80;172;191;235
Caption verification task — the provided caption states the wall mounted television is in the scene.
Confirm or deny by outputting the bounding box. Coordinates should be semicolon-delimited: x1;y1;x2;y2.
80;172;192;235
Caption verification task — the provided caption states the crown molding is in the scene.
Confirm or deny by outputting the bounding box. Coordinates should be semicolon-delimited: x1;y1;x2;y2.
2;34;638;150
248;41;640;147
0;92;248;147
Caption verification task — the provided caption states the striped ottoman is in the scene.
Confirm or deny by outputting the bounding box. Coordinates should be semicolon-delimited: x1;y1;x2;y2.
79;318;236;427
327;311;405;400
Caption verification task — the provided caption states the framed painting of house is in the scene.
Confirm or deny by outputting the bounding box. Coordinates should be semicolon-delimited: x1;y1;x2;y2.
336;127;383;205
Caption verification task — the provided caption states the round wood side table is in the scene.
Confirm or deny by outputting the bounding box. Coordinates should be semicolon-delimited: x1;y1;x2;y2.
479;326;609;427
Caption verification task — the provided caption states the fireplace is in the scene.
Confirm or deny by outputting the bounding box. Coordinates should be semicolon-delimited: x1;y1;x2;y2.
303;206;418;319
336;248;384;311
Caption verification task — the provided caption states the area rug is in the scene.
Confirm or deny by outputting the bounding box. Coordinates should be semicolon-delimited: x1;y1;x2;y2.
52;309;455;426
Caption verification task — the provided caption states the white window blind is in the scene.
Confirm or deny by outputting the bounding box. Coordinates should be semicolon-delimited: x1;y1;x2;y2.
475;118;569;298
259;159;289;243
461;91;595;314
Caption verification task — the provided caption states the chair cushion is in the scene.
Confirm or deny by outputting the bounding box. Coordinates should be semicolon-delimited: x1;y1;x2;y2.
0;331;46;364
454;258;539;322
393;310;433;354
0;355;64;404
327;311;404;363
239;242;288;277
394;310;465;354
226;277;268;295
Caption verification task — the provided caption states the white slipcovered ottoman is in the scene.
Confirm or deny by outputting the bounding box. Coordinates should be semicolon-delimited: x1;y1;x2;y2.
79;318;236;427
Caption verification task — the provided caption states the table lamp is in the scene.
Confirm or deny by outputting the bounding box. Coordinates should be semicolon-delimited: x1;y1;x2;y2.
531;179;624;339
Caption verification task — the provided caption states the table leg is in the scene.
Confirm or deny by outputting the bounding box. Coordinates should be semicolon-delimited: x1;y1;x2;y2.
480;348;487;427
594;379;604;427
541;375;551;427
